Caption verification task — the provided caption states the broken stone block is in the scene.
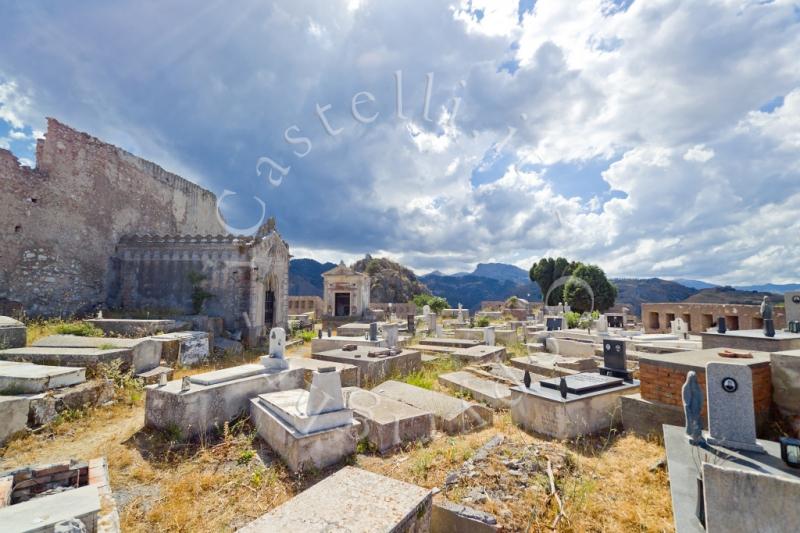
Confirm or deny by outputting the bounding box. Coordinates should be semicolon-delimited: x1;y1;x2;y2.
0;396;30;446
212;337;243;357
0;316;26;349
343;387;434;453
0;361;86;393
238;467;432;532
32;335;161;373
150;331;209;367
372;381;493;435
437;371;511;409
432;498;498;533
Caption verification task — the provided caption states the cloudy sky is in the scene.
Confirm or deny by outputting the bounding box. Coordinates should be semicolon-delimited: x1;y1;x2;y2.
1;0;799;284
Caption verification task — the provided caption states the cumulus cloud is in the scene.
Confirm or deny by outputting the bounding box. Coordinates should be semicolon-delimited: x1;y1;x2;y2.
0;0;799;284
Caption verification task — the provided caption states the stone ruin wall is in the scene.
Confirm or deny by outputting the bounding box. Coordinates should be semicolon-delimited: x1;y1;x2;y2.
0;118;225;316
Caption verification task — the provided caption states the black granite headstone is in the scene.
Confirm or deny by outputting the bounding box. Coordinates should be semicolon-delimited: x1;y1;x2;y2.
546;317;563;331
717;317;727;334
523;370;531;388
600;339;631;379
559;377;568;399
764;319;776;338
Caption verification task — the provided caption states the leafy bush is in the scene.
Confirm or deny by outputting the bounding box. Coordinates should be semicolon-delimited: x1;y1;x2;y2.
188;270;214;314
475;316;490;328
564;311;581;329
412;294;449;314
299;330;316;343
54;322;103;337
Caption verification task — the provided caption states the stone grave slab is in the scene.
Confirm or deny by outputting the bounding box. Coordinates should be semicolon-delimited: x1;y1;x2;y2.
311;336;385;353
145;367;304;439
188;364;267;386
256;389;354;434
312;347;421;386
419;337;480;349
33;334;161;373
453;328;486;341
343;387;434;452
510;377;639;439
150;331;209;366
539;373;623;395
238;467;432;532
371;380;493;434
495;329;518;346
0;316;26;349
0;485;100;532
0;346;134;372
249;399;358;472
545;337;595;357
663;424;800;533
84;318;185;336
0;361;85;393
288;357;359;387
511;355;580;378
452;345;506;364
437;371;511;409
700;329;800;352
407;344;460;355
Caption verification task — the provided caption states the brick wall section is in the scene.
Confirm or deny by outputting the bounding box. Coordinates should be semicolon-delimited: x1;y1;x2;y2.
640;360;772;419
0;119;225;316
641;302;786;334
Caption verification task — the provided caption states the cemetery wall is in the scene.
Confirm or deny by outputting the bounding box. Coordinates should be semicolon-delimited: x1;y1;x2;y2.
0;119;225;316
642;302;786;334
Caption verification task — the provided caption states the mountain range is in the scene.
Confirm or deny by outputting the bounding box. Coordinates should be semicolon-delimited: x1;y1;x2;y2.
289;258;796;316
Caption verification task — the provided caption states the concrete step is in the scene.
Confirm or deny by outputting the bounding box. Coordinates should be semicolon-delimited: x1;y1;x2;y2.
135;365;174;385
33;335;160;373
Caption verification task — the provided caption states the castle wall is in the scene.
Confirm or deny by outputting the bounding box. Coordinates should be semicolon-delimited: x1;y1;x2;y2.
0;119;225;316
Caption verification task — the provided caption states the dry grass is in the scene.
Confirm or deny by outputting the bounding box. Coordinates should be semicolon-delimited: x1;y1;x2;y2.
0;341;673;532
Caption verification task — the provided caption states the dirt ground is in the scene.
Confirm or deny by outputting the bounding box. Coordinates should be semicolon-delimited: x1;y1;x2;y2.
0;342;674;532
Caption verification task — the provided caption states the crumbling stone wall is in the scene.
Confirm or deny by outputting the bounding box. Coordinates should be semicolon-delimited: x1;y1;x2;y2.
0;119;225;316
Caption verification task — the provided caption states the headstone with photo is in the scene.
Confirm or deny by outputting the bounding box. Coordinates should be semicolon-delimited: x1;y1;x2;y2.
785;291;800;326
705;362;765;453
600;339;631;380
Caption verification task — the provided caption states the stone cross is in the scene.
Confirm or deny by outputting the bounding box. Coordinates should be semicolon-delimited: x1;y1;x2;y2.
705;362;764;453
383;323;399;349
306;368;344;415
484;326;496;346
682;371;705;445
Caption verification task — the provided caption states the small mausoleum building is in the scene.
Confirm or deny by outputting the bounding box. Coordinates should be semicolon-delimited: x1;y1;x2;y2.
322;261;370;319
110;220;289;345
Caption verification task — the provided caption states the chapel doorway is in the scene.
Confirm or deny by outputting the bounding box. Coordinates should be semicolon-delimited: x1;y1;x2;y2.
335;292;350;317
265;290;275;327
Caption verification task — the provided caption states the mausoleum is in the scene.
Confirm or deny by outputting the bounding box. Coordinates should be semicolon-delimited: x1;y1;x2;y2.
321;261;371;319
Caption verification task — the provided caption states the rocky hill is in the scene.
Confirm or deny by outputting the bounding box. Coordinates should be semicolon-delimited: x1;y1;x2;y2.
420;273;541;312
351;255;431;303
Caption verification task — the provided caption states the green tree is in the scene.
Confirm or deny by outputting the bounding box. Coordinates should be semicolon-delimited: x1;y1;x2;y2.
562;263;617;313
529;257;579;305
412;294;449;314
